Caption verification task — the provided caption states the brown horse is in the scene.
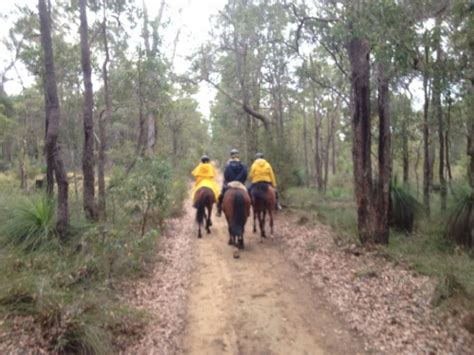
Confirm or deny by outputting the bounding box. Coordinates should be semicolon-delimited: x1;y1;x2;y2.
194;187;215;238
250;182;275;241
222;186;251;250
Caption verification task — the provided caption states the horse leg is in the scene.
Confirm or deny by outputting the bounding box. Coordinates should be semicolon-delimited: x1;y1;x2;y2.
260;210;266;239
269;208;274;236
253;207;257;233
198;222;202;239
208;204;213;227
228;227;233;245
206;206;211;234
239;235;244;249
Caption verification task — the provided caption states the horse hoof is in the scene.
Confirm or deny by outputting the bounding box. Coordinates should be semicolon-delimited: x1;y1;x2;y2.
233;250;240;259
228;239;233;245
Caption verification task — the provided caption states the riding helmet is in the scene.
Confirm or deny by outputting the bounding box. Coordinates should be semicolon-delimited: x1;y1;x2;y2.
201;155;210;163
255;152;264;159
230;148;239;157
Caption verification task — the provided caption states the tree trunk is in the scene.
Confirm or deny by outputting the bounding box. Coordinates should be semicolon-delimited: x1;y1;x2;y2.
303;106;309;186
402;119;409;184
446;95;453;183
469;78;474;195
323;110;332;191
433;23;446;210
18;138;27;190
98;0;110;220
80;0;97;220
38;0;69;238
312;89;323;191
137;54;146;156
375;61;392;244
347;37;374;243
146;112;156;153
423;38;431;216
415;140;422;197
331;114;337;175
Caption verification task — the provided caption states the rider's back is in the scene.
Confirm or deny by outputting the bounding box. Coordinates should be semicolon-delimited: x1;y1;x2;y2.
224;159;247;184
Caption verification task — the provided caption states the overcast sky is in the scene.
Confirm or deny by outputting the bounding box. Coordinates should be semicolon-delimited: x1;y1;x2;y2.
0;0;226;117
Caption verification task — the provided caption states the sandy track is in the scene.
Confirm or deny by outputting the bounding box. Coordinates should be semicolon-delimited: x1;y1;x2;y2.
182;210;363;354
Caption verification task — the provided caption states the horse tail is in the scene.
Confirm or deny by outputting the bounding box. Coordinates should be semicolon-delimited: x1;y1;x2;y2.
231;190;246;237
195;189;209;226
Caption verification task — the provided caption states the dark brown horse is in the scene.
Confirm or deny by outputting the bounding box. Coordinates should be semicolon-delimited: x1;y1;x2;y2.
222;186;251;251
250;182;275;241
194;187;215;238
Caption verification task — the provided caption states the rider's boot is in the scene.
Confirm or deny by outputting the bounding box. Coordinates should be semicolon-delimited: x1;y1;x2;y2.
275;191;282;211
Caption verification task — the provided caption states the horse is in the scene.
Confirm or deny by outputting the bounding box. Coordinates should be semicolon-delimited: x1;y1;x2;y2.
250;182;275;241
194;186;215;238
222;185;251;253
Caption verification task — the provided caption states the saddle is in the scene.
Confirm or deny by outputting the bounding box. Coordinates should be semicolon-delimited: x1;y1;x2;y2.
227;181;247;191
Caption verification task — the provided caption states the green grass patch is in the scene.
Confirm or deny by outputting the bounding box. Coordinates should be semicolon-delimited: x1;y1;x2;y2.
0;158;188;352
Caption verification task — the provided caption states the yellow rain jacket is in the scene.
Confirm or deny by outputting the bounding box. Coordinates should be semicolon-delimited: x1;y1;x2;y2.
249;159;277;187
191;162;220;201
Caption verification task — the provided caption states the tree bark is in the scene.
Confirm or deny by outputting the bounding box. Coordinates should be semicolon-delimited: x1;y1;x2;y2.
312;88;323;191
323;110;333;191
38;0;69;238
79;0;97;220
347;37;374;243
331;114;337;175
423;37;431;216
303;105;309;186
98;0;110;220
445;95;453;182
375;61;392;244
402;119;409;184
137;53;146;156
433;21;447;210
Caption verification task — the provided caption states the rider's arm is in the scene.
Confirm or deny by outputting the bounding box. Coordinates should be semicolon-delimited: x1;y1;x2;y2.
269;165;277;187
248;163;255;182
191;164;201;177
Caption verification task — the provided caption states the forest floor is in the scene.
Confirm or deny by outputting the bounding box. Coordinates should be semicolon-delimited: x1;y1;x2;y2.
124;180;474;354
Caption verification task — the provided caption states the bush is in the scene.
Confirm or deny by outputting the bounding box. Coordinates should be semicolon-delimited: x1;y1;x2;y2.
389;184;421;233
0;194;56;251
110;157;172;235
444;187;473;249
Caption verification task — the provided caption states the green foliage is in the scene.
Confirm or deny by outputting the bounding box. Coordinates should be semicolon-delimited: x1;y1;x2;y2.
0;194;56;251
283;186;358;244
0;204;155;353
444;187;473;249
389;184;421;233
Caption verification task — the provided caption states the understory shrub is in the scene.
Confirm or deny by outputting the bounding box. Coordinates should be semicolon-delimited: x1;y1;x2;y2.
0;194;56;251
389;183;421;233
444;186;473;249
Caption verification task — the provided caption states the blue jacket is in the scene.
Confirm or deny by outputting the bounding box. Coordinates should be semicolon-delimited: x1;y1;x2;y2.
224;159;248;184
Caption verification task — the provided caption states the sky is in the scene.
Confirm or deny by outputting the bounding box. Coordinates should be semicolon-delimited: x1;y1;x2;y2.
0;0;226;118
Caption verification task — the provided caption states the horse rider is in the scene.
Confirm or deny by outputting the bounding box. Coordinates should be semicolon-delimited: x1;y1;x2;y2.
191;155;220;205
216;148;248;217
248;152;282;210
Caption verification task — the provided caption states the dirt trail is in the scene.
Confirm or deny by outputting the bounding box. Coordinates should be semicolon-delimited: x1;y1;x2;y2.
182;208;363;354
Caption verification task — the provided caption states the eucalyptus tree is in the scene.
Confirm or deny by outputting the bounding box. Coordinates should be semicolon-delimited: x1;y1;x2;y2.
38;0;69;237
289;0;419;244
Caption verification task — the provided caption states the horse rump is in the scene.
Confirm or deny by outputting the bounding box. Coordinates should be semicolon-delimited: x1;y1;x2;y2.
195;187;213;226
